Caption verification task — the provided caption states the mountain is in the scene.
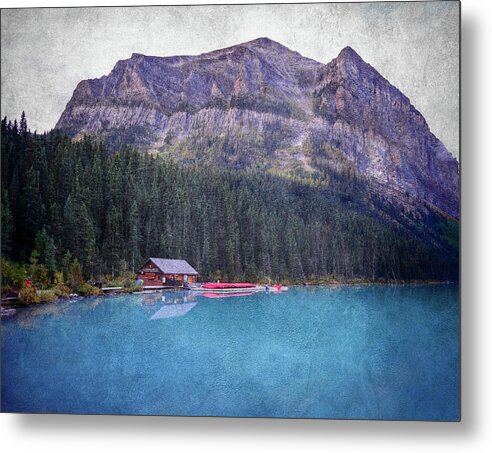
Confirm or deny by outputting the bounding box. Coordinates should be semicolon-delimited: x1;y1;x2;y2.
56;37;459;219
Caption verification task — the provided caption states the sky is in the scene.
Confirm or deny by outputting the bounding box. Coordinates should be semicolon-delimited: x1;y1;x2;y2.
0;1;460;158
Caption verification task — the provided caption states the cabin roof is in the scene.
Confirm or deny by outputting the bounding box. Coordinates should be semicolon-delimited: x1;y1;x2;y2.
144;258;199;275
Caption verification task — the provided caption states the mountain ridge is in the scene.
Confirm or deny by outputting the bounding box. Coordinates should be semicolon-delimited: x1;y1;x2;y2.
55;38;459;219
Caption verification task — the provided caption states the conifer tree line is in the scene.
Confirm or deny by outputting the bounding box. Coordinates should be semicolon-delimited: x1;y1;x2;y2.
1;114;458;283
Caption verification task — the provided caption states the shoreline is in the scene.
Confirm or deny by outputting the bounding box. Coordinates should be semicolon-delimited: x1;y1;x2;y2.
1;279;458;316
0;287;173;318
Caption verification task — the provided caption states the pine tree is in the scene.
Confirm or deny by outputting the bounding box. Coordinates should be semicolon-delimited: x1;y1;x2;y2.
78;202;96;278
33;229;56;277
20;111;27;135
62;195;78;256
103;204;122;277
128;200;141;272
68;258;84;289
61;250;72;281
1;190;14;257
21;165;45;253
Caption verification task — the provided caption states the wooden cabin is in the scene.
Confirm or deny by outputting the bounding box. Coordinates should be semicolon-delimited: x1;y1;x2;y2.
138;258;199;287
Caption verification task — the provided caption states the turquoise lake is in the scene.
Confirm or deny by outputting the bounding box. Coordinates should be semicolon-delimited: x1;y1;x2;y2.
1;285;459;420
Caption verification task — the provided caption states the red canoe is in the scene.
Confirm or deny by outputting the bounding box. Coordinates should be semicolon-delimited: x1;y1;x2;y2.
201;282;257;290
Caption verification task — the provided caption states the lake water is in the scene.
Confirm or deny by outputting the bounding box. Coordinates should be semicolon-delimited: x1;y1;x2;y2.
1;285;459;420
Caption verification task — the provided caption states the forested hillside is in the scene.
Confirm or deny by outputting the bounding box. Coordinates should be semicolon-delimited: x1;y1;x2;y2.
1;115;458;284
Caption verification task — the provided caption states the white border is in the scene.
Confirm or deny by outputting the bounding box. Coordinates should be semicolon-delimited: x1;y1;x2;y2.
2;1;492;452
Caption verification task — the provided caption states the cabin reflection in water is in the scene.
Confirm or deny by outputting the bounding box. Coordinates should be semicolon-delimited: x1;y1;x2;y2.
150;302;198;320
146;290;257;320
147;291;199;320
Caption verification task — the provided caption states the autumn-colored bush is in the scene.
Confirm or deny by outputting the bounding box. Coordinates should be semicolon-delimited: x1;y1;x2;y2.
19;286;40;305
53;271;70;298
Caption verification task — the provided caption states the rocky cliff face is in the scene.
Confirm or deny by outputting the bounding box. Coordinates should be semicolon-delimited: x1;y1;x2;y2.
313;46;459;218
56;37;459;219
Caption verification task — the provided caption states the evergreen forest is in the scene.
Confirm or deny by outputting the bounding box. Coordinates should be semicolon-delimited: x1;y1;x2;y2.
1;114;459;288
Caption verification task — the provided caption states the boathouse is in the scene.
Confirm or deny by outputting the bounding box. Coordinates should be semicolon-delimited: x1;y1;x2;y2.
138;258;199;287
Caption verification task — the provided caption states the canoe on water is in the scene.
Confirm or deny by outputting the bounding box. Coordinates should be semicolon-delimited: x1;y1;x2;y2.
188;283;288;293
267;286;289;292
189;283;262;293
201;283;257;290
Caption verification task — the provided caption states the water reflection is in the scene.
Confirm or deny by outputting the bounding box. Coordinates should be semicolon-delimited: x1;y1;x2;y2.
6;298;91;328
146;290;259;319
199;291;257;299
147;291;199;320
150;302;198;320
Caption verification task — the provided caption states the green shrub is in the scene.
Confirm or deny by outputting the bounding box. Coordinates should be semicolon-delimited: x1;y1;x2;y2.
76;283;101;296
1;260;28;290
122;281;141;293
101;271;137;288
38;290;57;303
19;286;40;305
101;275;125;287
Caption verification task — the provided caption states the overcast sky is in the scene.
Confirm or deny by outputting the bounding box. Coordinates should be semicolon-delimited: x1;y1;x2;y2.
1;1;459;158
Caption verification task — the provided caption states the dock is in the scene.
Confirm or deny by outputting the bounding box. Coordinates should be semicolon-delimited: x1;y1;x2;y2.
1;296;19;302
142;285;180;290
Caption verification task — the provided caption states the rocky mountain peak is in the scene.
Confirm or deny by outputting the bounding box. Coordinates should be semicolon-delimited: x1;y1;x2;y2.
246;36;280;47
336;45;362;61
242;37;299;54
55;38;459;219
